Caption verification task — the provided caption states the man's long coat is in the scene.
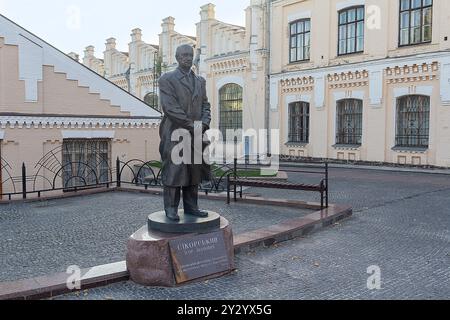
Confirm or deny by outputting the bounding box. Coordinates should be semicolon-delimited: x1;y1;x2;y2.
158;68;212;187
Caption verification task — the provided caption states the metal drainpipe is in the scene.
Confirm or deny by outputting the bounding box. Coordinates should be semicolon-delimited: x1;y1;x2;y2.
265;0;272;157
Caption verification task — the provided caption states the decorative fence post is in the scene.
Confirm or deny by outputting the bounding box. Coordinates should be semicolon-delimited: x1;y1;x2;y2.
116;157;121;188
22;163;27;199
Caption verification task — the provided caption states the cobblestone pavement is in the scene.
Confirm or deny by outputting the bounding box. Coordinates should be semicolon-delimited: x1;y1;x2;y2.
0;192;312;282
55;168;450;300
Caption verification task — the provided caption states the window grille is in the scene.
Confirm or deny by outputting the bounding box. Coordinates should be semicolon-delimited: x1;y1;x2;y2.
288;102;310;143
62;139;111;188
396;95;430;148
336;99;363;145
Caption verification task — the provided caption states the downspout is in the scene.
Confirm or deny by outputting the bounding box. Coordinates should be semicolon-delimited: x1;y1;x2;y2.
265;0;272;156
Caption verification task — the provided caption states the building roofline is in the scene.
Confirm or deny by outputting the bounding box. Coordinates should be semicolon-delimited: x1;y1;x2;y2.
0;13;162;116
0;112;162;120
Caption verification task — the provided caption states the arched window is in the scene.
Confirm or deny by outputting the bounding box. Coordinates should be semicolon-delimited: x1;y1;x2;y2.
219;83;243;141
396;95;430;148
288;102;310;143
336;99;363;145
144;92;159;111
338;6;365;55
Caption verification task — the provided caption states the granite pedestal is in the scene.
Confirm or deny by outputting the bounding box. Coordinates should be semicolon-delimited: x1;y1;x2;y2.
126;211;234;287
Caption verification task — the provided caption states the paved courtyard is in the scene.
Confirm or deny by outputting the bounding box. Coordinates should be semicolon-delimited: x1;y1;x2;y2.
0;190;313;283
1;167;449;299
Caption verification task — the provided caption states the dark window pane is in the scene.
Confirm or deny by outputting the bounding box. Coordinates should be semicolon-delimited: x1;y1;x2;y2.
401;0;410;11
400;12;410;28
305;45;310;60
357;21;364;36
339;40;346;54
339;25;347;40
412;0;422;9
400;28;410;45
290;49;297;62
423;7;432;25
423;25;432;41
305;32;310;46
304;20;311;32
339;11;347;24
291;36;297;48
356;37;364;52
290;23;297;35
357;7;365;20
411;26;421;43
348;9;356;22
411;9;421;27
347;38;356;52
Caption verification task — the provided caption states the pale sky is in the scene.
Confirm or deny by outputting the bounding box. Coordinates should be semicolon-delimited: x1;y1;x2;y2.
0;0;248;56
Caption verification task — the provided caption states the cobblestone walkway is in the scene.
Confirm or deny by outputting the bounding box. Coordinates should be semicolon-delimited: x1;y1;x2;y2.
56;168;450;300
0;192;311;282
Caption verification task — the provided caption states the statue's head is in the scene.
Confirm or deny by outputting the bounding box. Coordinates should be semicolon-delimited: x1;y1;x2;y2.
175;44;194;71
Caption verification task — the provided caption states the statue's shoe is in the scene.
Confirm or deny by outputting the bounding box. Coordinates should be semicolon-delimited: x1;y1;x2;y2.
166;211;181;221
185;210;209;218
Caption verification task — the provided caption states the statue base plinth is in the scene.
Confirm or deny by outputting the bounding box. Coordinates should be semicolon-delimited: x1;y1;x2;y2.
126;214;234;287
148;210;221;234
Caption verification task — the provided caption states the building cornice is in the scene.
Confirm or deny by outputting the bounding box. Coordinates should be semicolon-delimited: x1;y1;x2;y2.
205;51;250;63
270;50;450;80
0;115;161;130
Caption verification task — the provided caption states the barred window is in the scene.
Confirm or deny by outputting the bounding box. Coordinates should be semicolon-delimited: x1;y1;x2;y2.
399;0;433;46
288;102;310;143
62;139;111;188
338;6;365;55
289;19;311;63
219;84;243;141
336;99;363;145
396;95;430;148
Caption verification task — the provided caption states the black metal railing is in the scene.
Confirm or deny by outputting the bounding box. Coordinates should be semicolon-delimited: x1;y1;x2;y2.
2;155;322;202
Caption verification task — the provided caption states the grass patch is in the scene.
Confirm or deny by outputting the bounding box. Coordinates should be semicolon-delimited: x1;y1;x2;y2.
144;161;278;178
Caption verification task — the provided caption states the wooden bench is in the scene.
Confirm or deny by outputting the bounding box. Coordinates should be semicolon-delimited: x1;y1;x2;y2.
226;160;329;209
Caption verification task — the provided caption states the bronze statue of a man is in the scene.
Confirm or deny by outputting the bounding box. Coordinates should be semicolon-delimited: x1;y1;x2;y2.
158;44;211;221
